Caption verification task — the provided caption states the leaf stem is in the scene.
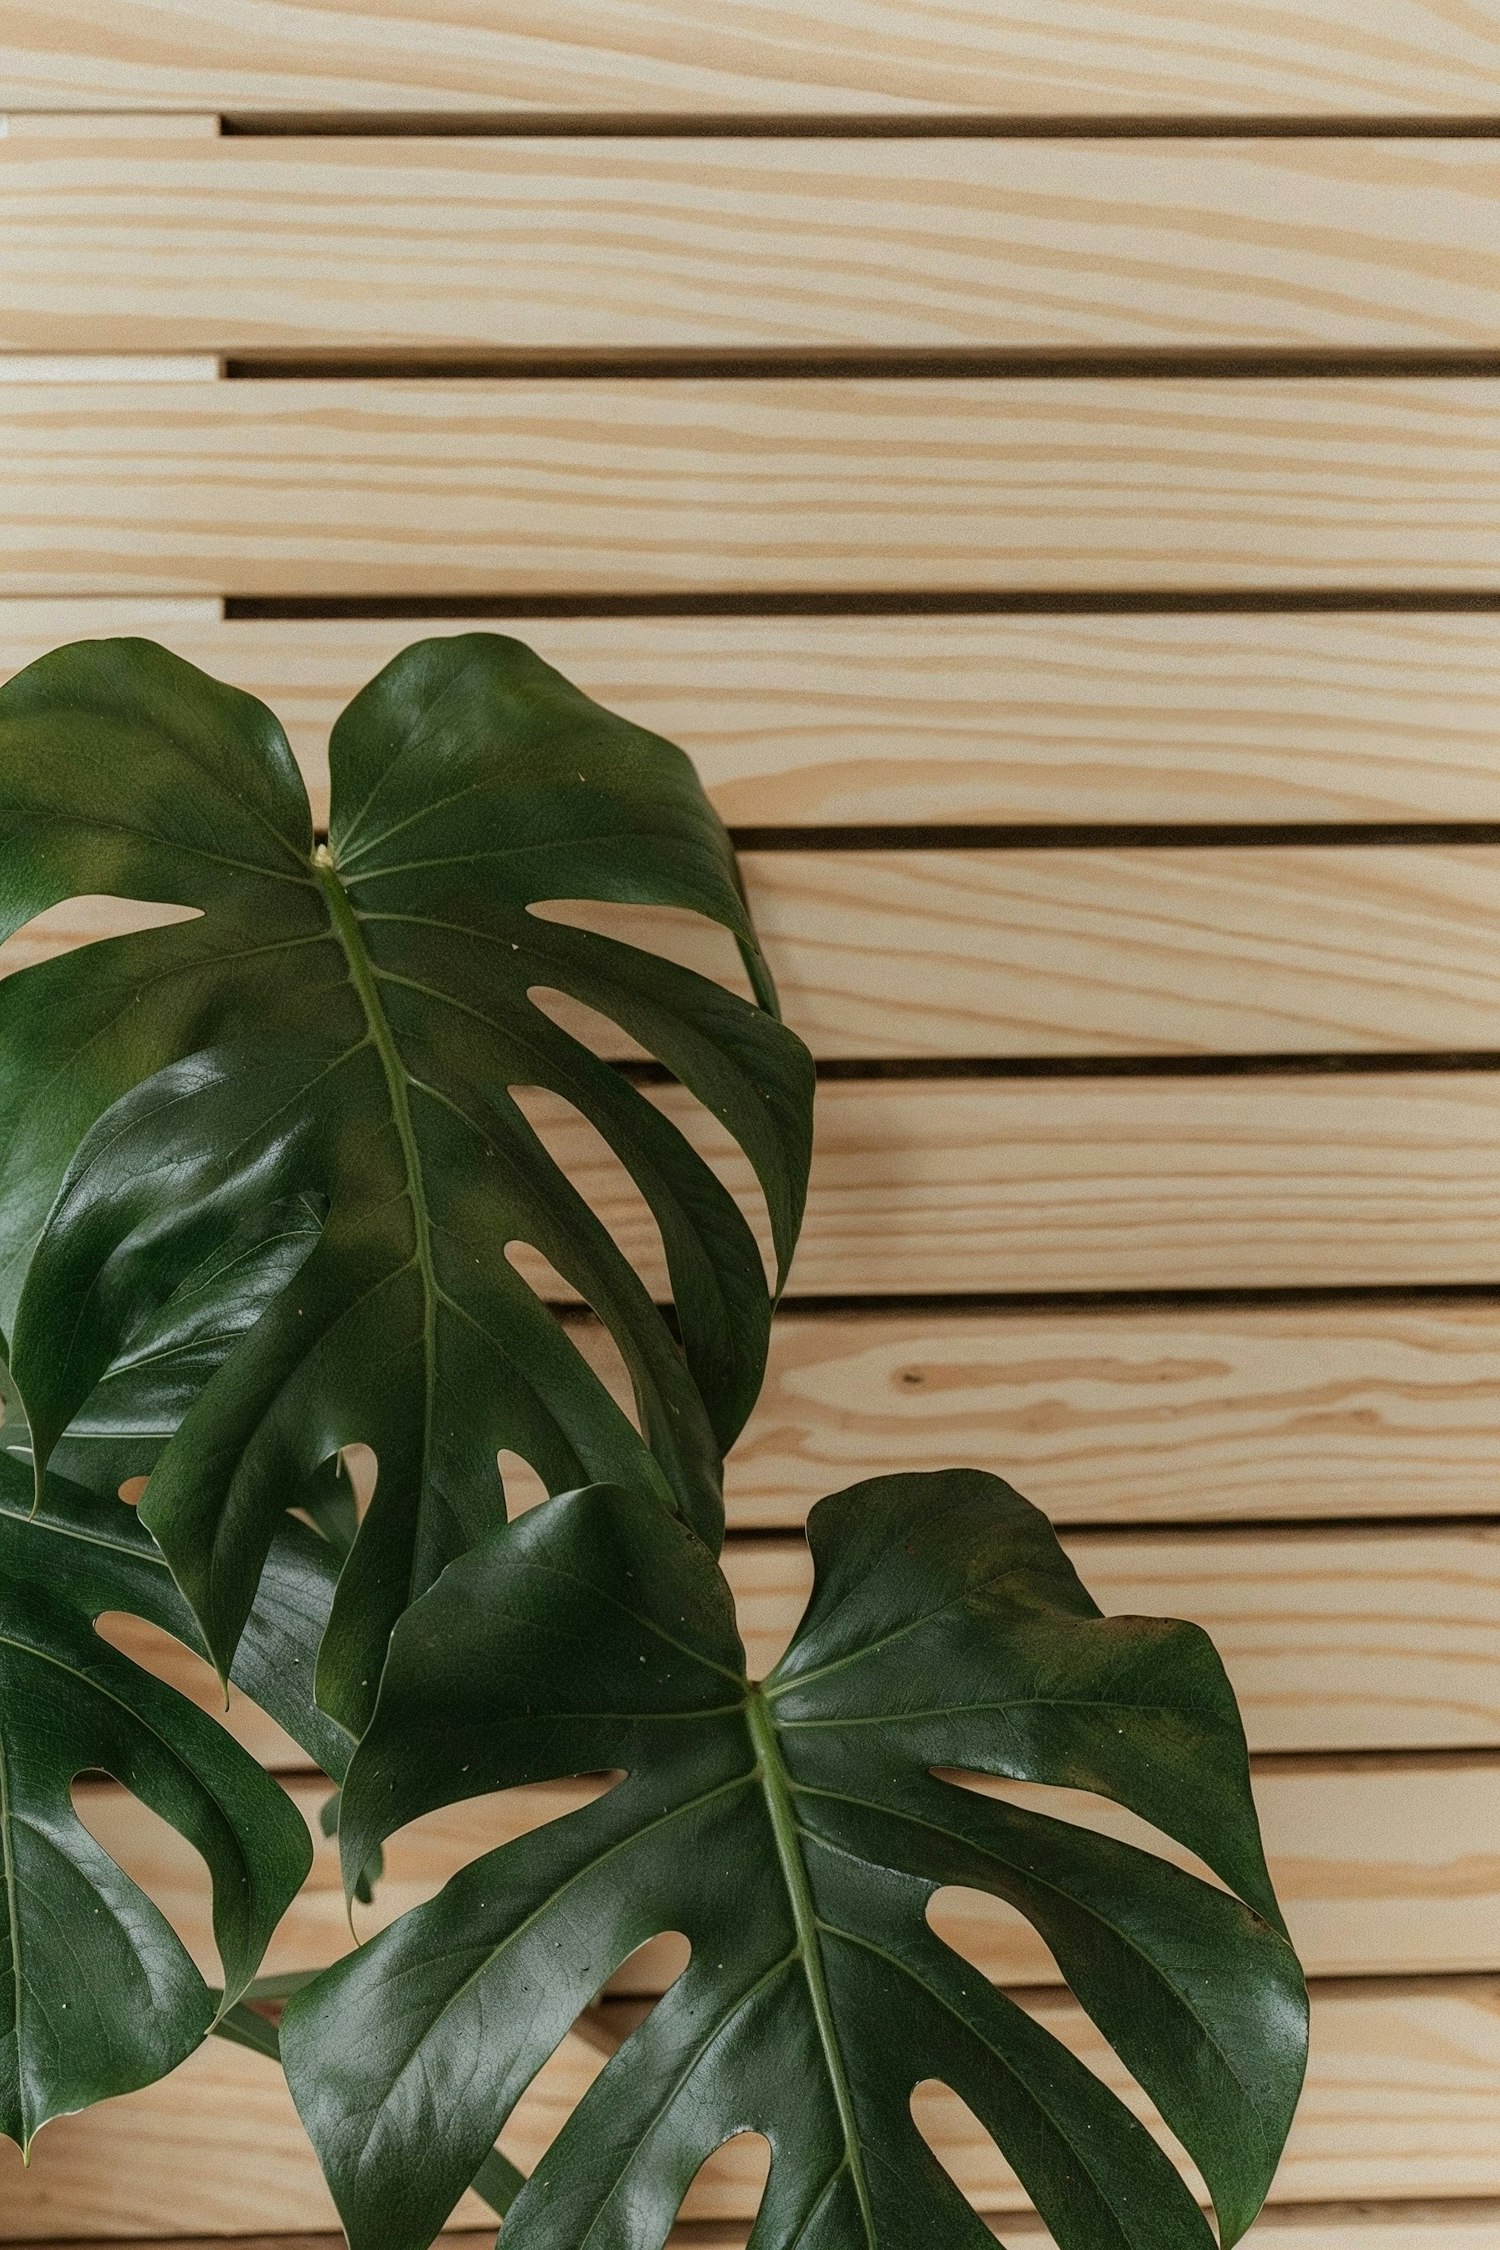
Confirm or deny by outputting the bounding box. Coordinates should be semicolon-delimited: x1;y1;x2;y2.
745;1688;875;2245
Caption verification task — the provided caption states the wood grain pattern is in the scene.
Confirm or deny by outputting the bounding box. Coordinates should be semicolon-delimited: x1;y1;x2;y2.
21;845;1500;1060
9;378;1500;598
521;1072;1500;1297
9;606;1500;829
105;1521;1500;1758
10;135;1500;352
77;1752;1500;1987
5;1;1500;116
6;1979;1497;2232
28;2212;1500;2250
724;1523;1500;1754
723;1298;1500;1528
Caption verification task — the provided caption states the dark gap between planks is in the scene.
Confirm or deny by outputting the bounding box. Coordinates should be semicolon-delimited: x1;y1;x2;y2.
218;112;1500;140
227;590;1500;619
618;1051;1500;1083
223;348;1500;379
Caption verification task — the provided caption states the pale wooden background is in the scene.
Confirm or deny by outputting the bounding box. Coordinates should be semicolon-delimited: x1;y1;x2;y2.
2;5;1499;2245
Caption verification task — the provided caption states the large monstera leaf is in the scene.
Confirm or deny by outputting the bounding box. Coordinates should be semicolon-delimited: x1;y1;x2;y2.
0;1446;343;2152
0;634;812;1730
282;1474;1307;2250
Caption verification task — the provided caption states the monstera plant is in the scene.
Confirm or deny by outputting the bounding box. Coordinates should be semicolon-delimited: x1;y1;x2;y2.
0;635;1306;2247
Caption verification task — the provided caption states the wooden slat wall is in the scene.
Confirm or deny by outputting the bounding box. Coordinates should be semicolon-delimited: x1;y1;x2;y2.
5;8;1500;2243
8;135;1500;352
8;377;1500;598
19;844;1500;1056
7;608;1500;826
4;3;1500;116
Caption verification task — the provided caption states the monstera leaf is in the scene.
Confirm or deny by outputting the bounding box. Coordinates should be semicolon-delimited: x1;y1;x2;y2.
0;634;812;1730
0;1447;343;2151
5;1192;324;1501
281;1474;1307;2250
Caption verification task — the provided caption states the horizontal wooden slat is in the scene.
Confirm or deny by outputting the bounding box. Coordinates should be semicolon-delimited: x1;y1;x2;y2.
107;1519;1500;1760
7;607;1500;829
669;2213;1500;2250
626;845;1500;1058
525;1071;1500;1296
726;1298;1500;1527
9;135;1500;352
727;1523;1500;1753
5;2;1500;116
79;1752;1500;1987
38;2217;1500;2250
7;1978;1497;2232
19;846;1500;1059
728;846;1500;1057
30;2211;1500;2250
8;378;1500;598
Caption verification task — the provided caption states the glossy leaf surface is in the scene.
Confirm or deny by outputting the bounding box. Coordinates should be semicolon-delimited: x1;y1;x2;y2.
0;1450;332;2151
0;634;811;1730
283;1473;1307;2250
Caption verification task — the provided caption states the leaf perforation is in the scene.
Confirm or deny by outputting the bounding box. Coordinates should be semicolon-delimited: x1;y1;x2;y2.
571;1949;801;2250
789;1773;1277;2176
286;1477;1302;2250
825;1919;1184;2245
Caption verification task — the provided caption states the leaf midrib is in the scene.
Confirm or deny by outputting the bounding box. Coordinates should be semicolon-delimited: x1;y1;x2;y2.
746;1687;875;2248
312;852;438;1602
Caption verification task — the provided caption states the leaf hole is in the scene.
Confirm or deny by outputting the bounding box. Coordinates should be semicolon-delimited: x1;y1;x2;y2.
91;1609;303;1768
508;1087;674;1304
0;895;201;983
925;1884;1054;1988
914;2013;1204;2216
680;2127;771;2227
528;983;653;1067
935;1769;1232;1900
911;2077;1023;2208
70;1775;221;1984
338;1442;378;1508
496;2018;614;2178
117;1474;149;1506
496;1446;552;1517
601;1927;691;2000
363;1773;625;1895
526;895;752;1006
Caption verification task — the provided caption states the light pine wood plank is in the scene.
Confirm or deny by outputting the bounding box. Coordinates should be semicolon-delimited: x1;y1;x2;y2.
723;1299;1500;1529
8;378;1500;598
521;1071;1500;1297
10;135;1500;352
77;1752;1500;1988
9;607;1500;829
29;2209;1500;2250
5;2;1500;116
104;1520;1500;1761
20;845;1500;1060
672;2214;1500;2250
504;844;1500;1057
6;1980;1497;2232
724;1523;1500;1754
905;1975;1500;2214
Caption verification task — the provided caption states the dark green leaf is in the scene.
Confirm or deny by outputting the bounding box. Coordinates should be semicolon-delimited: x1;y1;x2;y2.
0;1451;323;2152
282;1473;1307;2250
209;1995;527;2215
0;634;812;1730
